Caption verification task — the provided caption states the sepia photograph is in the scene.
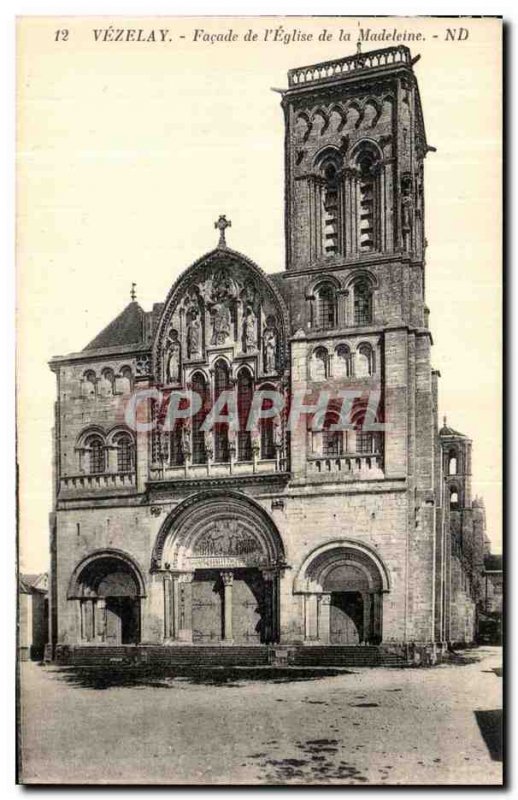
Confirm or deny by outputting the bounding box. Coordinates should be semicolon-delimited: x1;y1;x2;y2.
16;14;503;785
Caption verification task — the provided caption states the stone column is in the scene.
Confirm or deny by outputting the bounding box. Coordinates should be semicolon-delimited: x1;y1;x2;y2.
171;575;179;641
221;571;234;643
163;574;172;641
177;573;194;643
228;431;236;474
236;300;244;352
262;570;274;643
262;569;280;643
272;571;280;643
304;594;319;642
372;592;383;644
95;598;106;642
379;165;386;251
106;446;117;474
363;593;372;644
347;171;359;256
318;594;332;644
86;599;96;642
344;171;354;259
384;158;394;252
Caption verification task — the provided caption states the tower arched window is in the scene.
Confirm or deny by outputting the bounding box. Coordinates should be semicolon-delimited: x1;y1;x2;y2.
353;279;373;326
237;368;253;462
448;451;458;475
311;347;329;382
82;370;96;399
214;360;231;463
450;488;459;509
85;434;105;474
312;149;343;260
99;368;115;397
118;366;133;395
191;372;209;464
316;282;337;330
113;432;134;473
321;161;340;255
169;422;184;466
354;145;381;253
322;410;344;456
335;344;352;378
357;343;375;377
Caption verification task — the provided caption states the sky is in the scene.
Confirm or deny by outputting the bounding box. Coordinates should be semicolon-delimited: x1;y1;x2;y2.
16;16;502;571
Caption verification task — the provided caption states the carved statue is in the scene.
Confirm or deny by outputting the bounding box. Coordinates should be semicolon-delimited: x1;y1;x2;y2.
243;306;257;351
181;421;191;456
241;279;257;307
187;310;201;357
401;175;413;232
263;321;278;374
164;430;173;463
251;425;261;453
194;521;261;558
274;420;283;449
165;329;181;383
204;430;213;459
211;300;232;345
212;267;234;301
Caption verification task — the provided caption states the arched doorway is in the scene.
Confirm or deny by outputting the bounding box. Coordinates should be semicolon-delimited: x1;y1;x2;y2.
68;551;145;645
152;491;286;645
325;563;369;644
294;540;390;645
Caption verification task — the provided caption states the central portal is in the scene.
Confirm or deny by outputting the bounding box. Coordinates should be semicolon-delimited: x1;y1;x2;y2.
153;490;286;646
192;569;267;644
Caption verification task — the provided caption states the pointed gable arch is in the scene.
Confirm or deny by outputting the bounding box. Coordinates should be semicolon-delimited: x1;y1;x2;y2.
152;247;290;384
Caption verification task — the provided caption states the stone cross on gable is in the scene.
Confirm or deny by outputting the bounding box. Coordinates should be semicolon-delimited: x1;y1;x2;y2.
130;282;137;301
214;214;231;248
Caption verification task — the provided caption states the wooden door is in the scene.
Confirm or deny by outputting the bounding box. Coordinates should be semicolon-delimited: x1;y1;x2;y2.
232;572;264;644
191;572;223;643
105;599;122;644
330;591;364;644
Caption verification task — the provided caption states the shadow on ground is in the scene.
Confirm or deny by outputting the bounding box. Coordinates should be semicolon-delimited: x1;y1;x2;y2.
247;738;370;783
48;664;353;690
482;667;503;678
475;710;503;762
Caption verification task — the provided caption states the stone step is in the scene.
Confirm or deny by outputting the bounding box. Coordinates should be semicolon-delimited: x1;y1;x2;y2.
54;644;270;667
291;646;406;667
53;643;408;668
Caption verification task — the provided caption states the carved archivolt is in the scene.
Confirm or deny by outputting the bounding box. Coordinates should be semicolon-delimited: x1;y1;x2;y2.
151;490;287;571
152;248;290;385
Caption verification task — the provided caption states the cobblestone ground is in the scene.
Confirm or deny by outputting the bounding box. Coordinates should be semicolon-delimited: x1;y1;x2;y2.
19;646;502;785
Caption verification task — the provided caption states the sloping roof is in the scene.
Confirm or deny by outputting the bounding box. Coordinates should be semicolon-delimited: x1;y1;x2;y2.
83;302;145;352
439;417;468;439
19;573;48;594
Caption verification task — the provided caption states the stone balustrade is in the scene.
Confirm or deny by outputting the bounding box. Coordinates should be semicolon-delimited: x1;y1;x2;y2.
307;453;384;478
288;45;411;87
148;457;284;482
59;472;136;495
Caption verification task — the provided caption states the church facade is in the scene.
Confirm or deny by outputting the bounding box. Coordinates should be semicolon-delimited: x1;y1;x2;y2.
48;45;486;665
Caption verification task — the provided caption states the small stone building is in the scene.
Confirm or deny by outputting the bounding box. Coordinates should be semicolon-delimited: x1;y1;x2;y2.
19;573;48;661
48;46;488;664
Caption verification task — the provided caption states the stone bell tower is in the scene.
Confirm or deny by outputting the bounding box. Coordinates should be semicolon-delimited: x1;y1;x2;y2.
440;418;473;510
281;45;428;272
